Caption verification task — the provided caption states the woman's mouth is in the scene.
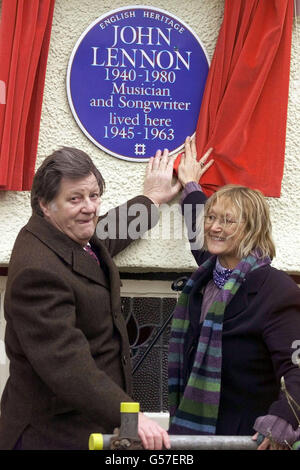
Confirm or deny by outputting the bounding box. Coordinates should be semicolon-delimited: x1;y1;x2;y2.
209;235;226;242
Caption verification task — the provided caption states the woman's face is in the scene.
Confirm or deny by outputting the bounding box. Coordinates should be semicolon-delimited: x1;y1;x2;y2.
204;198;245;269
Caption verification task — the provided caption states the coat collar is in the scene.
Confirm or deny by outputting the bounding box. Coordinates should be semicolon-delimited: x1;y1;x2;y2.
245;264;271;293
224;263;271;320
25;214;115;289
188;256;271;324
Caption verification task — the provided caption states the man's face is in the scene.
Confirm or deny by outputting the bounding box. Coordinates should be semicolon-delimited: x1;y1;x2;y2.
40;173;101;246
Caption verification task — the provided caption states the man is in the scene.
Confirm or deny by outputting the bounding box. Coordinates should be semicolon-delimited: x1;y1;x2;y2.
0;146;181;450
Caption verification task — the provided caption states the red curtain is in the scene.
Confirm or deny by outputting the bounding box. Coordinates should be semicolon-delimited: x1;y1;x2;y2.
175;0;294;197
0;0;55;190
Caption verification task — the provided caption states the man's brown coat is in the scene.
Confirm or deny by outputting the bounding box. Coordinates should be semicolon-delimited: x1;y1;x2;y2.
0;196;157;449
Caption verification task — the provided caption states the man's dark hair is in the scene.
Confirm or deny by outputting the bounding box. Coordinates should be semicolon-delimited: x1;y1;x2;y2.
31;147;105;216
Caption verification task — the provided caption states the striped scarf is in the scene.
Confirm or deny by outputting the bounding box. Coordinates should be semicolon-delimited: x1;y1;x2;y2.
168;252;271;435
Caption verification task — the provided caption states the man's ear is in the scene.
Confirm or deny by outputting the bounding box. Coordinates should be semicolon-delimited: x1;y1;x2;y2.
39;199;50;217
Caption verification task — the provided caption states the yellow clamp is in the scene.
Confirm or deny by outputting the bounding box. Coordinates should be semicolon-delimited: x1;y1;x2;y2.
88;402;140;450
89;433;103;451
120;402;140;413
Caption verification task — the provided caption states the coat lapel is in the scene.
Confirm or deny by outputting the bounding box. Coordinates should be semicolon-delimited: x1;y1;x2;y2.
72;247;110;289
89;234;122;313
224;264;271;321
25;215;114;289
187;256;271;325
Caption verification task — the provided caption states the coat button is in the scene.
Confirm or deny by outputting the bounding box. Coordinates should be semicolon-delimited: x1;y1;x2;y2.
122;355;127;365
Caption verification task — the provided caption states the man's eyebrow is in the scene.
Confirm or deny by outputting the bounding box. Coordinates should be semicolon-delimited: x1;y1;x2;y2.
67;191;82;196
66;186;100;195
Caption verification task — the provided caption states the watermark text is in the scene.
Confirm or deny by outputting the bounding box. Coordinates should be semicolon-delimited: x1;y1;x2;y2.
96;202;205;249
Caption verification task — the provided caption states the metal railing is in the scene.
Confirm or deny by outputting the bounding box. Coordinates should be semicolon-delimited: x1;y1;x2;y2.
90;433;258;450
89;403;259;450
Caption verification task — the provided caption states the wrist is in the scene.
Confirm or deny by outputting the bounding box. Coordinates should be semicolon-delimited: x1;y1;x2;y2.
143;194;160;207
180;179;198;188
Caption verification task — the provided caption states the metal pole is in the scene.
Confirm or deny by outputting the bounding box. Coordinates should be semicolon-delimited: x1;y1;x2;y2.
92;434;257;450
132;310;174;375
132;275;188;375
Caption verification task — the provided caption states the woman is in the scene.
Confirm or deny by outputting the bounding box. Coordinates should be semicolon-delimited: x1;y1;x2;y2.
168;137;300;450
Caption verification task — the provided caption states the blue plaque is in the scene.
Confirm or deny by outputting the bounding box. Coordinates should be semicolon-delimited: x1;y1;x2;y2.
67;6;209;161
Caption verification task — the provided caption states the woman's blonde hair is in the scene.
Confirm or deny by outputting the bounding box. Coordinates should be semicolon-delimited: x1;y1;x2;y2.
204;185;276;259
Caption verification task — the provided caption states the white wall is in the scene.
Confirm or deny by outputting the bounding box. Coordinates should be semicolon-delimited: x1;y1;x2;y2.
0;0;299;273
